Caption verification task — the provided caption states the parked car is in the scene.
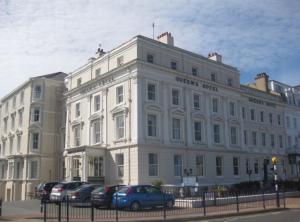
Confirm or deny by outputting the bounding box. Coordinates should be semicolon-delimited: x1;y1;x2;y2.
37;182;59;201
50;181;88;202
67;184;100;203
112;185;175;210
91;185;125;208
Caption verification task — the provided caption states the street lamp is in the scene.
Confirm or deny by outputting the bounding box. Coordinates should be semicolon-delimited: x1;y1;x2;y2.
247;169;252;183
272;156;280;207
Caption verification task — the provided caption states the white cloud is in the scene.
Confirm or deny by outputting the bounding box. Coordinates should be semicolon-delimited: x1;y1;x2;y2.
0;0;299;97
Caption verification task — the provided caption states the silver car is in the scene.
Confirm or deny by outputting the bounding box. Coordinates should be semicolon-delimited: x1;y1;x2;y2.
50;181;88;202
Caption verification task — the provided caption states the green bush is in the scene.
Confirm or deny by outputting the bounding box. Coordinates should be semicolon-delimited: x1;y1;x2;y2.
151;180;163;189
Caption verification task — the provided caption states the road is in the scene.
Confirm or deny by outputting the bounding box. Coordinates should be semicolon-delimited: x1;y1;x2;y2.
196;209;300;222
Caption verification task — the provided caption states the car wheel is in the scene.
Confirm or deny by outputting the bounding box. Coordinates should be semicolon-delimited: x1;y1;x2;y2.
166;200;174;208
130;201;141;211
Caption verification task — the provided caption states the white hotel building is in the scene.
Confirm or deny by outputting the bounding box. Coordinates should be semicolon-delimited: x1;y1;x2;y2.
64;33;299;186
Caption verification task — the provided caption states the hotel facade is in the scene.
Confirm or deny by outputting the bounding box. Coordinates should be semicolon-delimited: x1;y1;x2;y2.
0;33;299;201
63;33;300;187
0;72;66;201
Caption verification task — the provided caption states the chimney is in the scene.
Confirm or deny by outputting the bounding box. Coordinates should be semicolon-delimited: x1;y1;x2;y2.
208;52;222;63
96;47;105;57
255;72;269;92
157;32;174;46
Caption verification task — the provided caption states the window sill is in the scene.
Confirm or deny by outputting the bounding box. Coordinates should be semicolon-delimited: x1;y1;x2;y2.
113;138;127;144
170;140;184;144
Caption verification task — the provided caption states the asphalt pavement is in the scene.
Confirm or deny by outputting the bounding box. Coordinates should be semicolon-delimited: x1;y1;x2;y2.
195;209;300;222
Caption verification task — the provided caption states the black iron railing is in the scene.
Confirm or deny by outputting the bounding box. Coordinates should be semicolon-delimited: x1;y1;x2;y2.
41;190;287;222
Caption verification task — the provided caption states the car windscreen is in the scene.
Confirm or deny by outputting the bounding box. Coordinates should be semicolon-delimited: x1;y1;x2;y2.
117;187;129;193
92;186;104;193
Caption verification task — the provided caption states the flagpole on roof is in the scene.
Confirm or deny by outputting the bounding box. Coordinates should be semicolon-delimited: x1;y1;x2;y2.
152;22;155;39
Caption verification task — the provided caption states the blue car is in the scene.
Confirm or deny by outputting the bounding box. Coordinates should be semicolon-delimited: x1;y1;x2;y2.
112;185;174;210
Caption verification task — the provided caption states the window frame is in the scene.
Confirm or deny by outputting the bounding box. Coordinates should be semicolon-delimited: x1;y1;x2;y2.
116;153;124;178
116;85;124;104
148;153;159;177
115;114;125;140
94;95;101;112
216;156;223;177
233;157;239;176
147;114;157;138
171;88;180;106
174;154;183;177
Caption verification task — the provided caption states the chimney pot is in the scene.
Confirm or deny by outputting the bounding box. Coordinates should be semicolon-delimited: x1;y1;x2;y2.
208;52;222;63
157;32;174;46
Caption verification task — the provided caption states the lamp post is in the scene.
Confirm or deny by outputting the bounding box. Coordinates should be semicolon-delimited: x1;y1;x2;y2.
247;169;252;183
272;156;280;207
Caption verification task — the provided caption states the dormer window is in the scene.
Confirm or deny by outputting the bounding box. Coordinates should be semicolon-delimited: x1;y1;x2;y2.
192;67;198;76
95;68;101;77
171;61;177;70
77;78;82;87
211;73;216;82
117;56;124;66
147;54;154;63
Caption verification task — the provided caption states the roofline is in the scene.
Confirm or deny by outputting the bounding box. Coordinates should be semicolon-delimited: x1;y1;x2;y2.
67;34;239;79
1;72;67;102
137;35;239;72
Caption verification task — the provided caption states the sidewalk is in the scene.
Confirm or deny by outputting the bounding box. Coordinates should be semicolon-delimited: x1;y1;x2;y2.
1;197;300;222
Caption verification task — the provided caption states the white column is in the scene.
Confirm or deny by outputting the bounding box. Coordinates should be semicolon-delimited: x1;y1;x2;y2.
82;154;88;181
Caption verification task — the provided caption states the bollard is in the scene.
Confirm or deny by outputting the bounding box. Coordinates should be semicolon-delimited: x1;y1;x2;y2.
163;194;166;220
58;201;61;222
66;196;69;222
262;191;266;209
90;197;94;222
115;193;118;222
283;190;286;209
236;193;239;213
276;190;280;208
43;200;47;222
202;192;206;216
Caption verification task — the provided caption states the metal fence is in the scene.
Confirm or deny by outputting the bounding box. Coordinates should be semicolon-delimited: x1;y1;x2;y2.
42;190;286;222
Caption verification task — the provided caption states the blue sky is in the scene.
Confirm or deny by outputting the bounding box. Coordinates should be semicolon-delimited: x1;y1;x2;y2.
0;0;299;97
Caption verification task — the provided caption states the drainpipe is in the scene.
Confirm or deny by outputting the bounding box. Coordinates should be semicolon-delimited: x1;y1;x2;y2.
25;79;33;200
128;72;132;185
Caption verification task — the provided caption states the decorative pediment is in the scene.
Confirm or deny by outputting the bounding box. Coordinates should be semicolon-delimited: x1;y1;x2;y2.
145;104;161;112
228;119;240;125
8;132;15;138
15;129;23;136
169;107;185;115
89;112;104;121
18;107;24;112
213;115;224;122
110;105;129;117
70;118;84;127
191;111;206;119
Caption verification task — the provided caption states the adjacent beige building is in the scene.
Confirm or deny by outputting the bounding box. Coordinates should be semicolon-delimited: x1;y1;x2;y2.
0;72;66;201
